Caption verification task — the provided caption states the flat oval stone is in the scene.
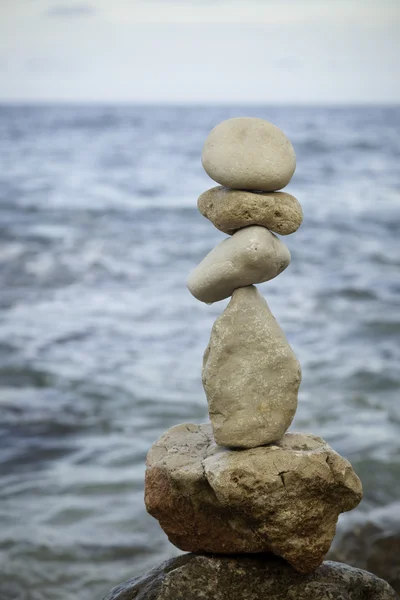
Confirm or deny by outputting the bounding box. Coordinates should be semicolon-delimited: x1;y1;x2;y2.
186;226;290;304
202;117;296;191
198;186;303;235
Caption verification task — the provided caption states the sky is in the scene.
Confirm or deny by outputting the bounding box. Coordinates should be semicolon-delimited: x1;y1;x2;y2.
0;0;399;104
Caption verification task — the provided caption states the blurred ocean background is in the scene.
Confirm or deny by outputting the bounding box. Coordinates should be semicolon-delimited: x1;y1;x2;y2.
0;104;399;599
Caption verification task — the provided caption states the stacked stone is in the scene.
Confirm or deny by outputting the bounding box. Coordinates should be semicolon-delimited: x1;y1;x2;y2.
144;118;363;574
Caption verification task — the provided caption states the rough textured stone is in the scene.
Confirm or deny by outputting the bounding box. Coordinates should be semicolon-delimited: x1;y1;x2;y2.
103;554;398;600
202;117;296;191
203;285;300;446
186;227;290;304
144;423;363;573
198;186;303;235
328;507;400;594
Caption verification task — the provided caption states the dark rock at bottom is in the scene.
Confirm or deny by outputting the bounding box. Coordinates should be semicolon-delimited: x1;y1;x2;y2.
103;553;399;600
328;518;400;595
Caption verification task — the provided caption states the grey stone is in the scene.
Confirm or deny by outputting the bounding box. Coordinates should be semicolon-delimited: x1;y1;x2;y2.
103;554;398;600
328;505;400;594
197;186;303;235
202;117;296;191
144;423;363;573
203;285;300;446
187;227;290;304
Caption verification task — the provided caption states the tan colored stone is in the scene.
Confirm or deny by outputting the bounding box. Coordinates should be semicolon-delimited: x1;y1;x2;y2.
186;227;290;304
198;186;303;235
203;285;301;447
144;423;363;574
202;117;296;191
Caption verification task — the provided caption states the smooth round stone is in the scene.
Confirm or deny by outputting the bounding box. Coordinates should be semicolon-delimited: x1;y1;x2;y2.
186;226;290;304
202;117;296;191
198;186;303;235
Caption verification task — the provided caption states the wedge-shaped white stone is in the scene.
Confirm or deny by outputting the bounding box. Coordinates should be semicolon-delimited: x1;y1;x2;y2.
203;285;301;448
187;226;290;304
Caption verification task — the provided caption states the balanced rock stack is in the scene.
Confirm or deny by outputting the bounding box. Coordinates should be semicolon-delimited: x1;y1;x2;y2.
104;119;399;600
145;117;363;573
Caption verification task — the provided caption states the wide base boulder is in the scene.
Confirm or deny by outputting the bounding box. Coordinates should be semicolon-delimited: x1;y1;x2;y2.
103;554;399;600
145;423;363;573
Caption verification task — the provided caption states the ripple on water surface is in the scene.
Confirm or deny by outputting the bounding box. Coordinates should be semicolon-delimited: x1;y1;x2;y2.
0;105;399;599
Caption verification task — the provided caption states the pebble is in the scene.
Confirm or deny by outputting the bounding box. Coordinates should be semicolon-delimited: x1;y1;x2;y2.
187;226;290;304
198;186;303;235
202;117;296;191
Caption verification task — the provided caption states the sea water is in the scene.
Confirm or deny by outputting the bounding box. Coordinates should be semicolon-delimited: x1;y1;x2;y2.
0;105;399;599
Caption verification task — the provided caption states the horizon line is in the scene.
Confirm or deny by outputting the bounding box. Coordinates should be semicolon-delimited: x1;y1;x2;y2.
1;100;399;108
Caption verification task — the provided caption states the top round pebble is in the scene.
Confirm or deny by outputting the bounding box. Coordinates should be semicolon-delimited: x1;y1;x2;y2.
202;117;296;192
